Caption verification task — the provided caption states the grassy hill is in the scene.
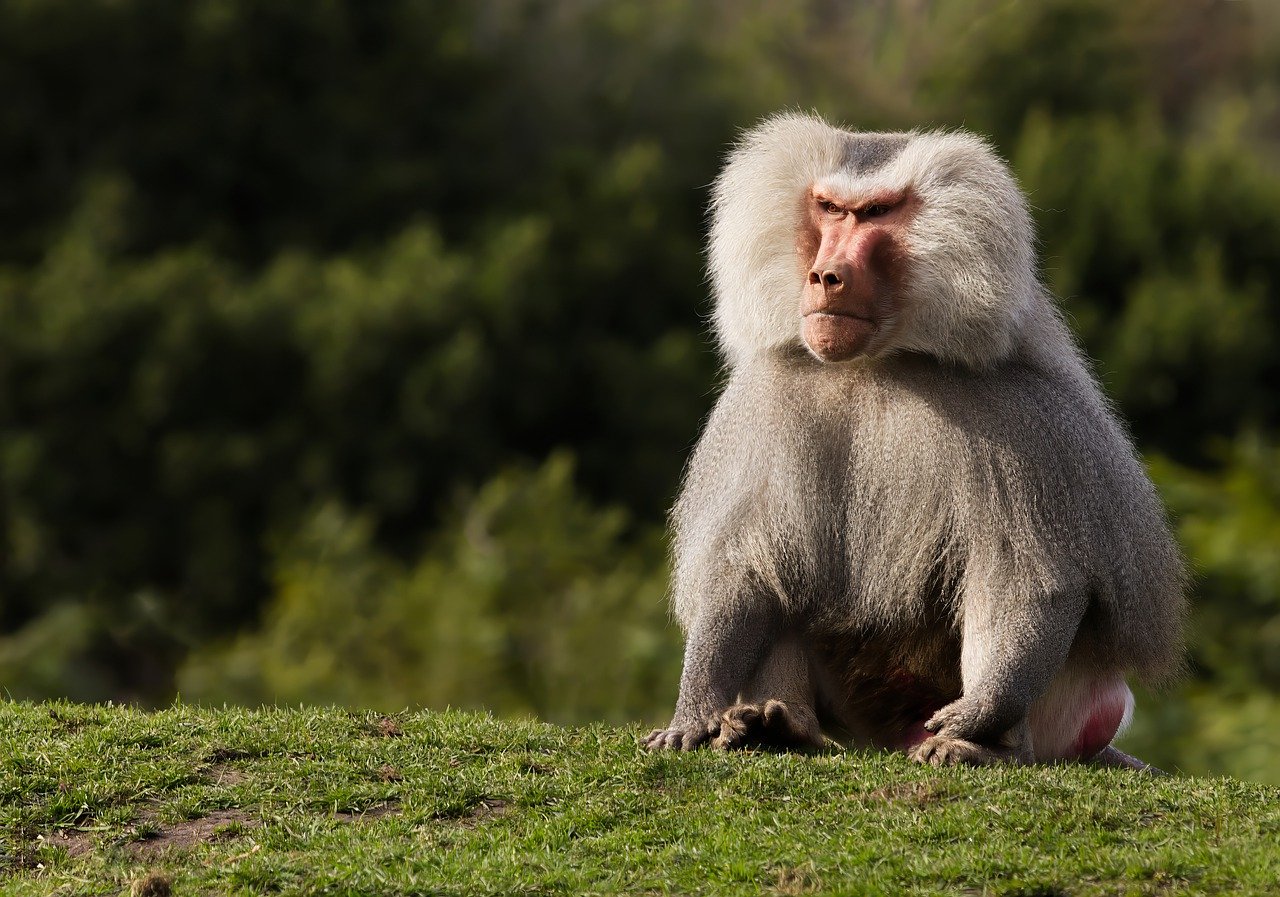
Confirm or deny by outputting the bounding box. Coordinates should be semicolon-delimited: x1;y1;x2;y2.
1;703;1277;896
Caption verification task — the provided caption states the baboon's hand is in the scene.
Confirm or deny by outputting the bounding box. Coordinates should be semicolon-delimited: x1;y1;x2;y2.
921;695;993;741
912;695;1031;766
911;734;1011;766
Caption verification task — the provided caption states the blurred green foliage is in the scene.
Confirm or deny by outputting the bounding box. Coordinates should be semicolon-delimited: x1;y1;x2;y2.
179;454;676;724
1;0;1279;781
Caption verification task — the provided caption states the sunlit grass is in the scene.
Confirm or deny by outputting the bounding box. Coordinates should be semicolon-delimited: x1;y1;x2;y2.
1;702;1276;896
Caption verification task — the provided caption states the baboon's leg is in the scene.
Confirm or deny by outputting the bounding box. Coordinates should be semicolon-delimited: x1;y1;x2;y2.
912;585;1088;766
712;635;824;751
644;595;782;751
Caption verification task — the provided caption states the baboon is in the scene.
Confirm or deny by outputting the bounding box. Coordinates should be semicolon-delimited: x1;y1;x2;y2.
644;114;1186;768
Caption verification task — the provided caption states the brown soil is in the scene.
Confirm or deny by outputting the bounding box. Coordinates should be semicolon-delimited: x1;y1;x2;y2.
36;807;258;864
863;780;952;804
204;763;248;786
335;800;401;821
459;798;508;826
38;828;95;859
128;808;258;859
374;717;404;738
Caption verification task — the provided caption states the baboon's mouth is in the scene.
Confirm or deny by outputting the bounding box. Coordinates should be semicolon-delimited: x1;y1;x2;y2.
802;312;877;362
804;310;875;325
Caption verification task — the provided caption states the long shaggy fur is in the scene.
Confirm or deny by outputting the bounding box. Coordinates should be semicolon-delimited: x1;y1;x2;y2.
668;113;1185;759
710;114;1043;370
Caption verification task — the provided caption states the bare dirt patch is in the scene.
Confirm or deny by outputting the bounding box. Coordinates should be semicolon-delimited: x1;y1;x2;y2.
37;828;95;860
374;717;403;738
335;800;401;821
204;763;248;787
33;808;259;866
448;797;508;827
773;863;821;895
863;781;952;805
128;808;257;859
469;798;507;819
348;712;406;737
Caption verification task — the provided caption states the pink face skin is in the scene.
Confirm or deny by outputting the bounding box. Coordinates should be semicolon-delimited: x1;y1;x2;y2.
796;187;918;362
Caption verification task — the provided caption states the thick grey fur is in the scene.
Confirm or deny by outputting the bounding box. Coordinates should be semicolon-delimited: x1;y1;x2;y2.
644;114;1186;765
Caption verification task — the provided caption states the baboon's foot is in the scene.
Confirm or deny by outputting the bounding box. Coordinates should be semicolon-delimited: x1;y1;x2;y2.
710;700;824;752
910;734;1020;767
643;718;719;752
1088;745;1166;775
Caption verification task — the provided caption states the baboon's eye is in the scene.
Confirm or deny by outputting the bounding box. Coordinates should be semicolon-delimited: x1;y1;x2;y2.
820;200;844;215
862;203;894;218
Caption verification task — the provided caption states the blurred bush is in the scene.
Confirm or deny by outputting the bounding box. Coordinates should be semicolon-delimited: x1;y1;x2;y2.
179;454;677;724
1;0;1278;780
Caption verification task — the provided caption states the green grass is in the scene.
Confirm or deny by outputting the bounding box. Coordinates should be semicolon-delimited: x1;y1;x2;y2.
1;703;1277;896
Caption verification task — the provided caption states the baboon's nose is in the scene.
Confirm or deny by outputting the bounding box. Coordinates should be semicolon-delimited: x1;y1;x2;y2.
808;264;849;292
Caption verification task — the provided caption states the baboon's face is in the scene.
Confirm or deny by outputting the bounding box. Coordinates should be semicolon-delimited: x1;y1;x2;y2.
795;186;918;363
